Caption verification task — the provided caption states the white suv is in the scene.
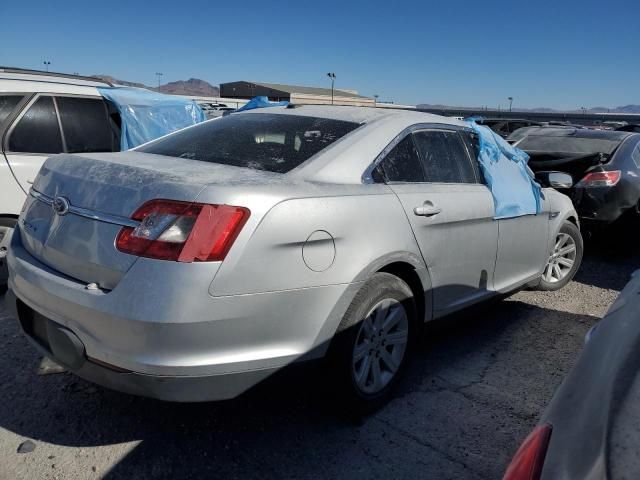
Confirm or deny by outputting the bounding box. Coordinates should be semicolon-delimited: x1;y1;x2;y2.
0;68;120;285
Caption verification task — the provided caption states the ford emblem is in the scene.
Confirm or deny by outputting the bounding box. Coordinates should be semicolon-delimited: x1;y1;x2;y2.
52;196;70;216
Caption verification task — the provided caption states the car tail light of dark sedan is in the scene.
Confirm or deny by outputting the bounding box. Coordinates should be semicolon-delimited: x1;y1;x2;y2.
116;199;250;262
503;424;552;480
575;170;621;188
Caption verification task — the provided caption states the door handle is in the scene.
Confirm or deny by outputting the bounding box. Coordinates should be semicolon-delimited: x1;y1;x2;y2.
413;201;442;217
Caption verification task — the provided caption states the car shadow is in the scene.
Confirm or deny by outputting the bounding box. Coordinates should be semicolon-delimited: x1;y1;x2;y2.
574;227;640;291
0;289;598;479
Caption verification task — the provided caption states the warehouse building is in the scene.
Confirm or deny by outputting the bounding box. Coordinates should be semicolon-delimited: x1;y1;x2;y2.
219;81;375;107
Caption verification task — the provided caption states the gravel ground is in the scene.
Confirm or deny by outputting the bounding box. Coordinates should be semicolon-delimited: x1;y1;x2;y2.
0;238;637;480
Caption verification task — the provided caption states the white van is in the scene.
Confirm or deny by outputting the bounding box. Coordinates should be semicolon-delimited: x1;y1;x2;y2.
0;68;121;285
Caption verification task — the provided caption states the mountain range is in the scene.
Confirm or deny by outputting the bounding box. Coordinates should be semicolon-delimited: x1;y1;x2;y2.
416;103;640;114
92;75;220;97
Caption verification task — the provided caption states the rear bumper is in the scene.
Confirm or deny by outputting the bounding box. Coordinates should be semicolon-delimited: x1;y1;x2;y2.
7;227;360;401
7;289;277;402
571;183;638;224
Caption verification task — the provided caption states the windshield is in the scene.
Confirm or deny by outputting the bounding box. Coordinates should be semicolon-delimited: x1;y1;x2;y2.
139;113;360;173
517;134;622;155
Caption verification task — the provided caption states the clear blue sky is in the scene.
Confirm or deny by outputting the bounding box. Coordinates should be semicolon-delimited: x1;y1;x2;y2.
1;0;637;109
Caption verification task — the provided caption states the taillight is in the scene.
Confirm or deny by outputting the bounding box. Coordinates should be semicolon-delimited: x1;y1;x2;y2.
503;424;552;480
116;199;250;262
575;170;621;188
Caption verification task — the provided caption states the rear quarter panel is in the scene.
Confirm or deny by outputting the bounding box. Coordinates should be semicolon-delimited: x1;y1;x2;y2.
208;186;427;296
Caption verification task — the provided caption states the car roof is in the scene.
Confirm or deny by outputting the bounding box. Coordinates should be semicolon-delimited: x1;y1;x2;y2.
523;127;633;141
0;67;109;96
240;104;465;127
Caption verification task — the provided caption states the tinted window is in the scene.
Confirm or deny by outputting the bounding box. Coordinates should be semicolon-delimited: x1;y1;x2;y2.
460;131;483;183
140;113;359;173
57;97;116;153
413;131;477;183
376;136;425;183
8;96;63;153
0;95;23;124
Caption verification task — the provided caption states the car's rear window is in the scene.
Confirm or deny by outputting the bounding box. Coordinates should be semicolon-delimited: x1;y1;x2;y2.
518;134;622;155
139;113;360;173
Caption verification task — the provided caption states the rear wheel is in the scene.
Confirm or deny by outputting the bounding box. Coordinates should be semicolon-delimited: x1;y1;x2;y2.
327;272;417;413
0;218;17;290
536;221;583;291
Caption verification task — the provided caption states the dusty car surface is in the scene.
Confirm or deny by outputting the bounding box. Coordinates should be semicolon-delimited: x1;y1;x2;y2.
503;270;640;480
6;105;582;409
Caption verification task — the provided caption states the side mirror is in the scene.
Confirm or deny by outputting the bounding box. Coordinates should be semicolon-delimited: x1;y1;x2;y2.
535;171;573;189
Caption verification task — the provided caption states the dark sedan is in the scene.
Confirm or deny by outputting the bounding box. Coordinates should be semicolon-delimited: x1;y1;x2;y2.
503;270;640;480
514;128;640;227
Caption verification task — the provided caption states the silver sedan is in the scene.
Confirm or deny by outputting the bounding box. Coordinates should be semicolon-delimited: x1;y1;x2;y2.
6;106;582;410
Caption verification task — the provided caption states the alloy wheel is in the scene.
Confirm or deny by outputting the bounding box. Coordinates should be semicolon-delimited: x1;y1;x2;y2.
352;298;409;395
543;232;577;283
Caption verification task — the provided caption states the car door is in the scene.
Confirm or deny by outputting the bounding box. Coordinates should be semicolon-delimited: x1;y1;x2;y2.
4;94;118;194
3;95;63;195
462;127;549;291
375;127;498;316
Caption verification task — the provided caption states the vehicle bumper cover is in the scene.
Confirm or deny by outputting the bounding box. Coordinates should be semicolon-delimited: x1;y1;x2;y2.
7;229;360;400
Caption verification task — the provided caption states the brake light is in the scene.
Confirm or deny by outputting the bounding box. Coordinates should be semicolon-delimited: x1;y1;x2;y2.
575;170;621;187
116;199;250;262
503;424;552;480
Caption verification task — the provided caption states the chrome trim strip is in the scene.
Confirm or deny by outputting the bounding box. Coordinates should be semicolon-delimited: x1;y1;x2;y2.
30;189;140;228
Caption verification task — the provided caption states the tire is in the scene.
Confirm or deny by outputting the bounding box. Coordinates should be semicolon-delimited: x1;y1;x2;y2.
535;221;583;291
327;272;417;413
0;217;17;291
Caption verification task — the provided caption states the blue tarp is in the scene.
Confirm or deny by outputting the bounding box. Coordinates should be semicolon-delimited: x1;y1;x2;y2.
97;87;206;150
235;96;289;112
466;120;542;219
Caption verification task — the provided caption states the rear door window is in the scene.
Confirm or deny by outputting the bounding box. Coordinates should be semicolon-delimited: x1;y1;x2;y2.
139;113;360;173
412;130;477;183
8;96;63;154
0;95;23;125
56;97;116;153
375;135;425;183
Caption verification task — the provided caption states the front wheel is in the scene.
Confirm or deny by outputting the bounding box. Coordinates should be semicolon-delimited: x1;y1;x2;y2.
327;272;417;413
536;221;583;291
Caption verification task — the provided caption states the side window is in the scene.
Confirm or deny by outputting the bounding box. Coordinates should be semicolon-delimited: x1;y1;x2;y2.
460;131;484;183
375;135;425;183
412;131;477;184
0;95;23;125
56;97;116;153
633;144;640;169
8;96;63;154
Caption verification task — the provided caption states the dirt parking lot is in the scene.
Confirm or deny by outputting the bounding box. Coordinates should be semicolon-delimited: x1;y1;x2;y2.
1;237;638;480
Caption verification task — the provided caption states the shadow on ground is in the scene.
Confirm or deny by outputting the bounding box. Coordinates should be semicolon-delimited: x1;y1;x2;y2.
0;287;600;479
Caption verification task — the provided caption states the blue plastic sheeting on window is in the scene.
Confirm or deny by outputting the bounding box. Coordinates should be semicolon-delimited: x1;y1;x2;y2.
467;121;542;219
97;87;206;150
235;96;289;112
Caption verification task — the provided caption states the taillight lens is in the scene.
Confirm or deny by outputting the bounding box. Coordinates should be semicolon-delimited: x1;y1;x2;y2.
503;424;552;480
575;170;621;188
116;199;250;262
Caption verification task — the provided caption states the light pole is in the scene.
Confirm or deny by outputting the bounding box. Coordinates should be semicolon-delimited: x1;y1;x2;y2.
326;72;336;105
43;61;51;72
508;96;513;112
155;72;163;88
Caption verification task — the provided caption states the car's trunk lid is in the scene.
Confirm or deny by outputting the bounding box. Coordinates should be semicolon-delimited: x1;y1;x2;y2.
20;151;277;289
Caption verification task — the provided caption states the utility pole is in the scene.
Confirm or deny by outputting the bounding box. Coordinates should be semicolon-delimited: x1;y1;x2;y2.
326;72;336;105
508;96;513;112
43;61;51;72
155;72;163;88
